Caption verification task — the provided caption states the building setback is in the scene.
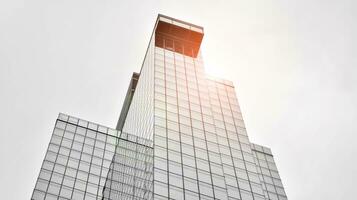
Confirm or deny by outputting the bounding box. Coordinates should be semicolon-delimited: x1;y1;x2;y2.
32;14;287;200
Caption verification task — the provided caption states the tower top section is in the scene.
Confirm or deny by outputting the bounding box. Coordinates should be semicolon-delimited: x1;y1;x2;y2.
155;14;204;58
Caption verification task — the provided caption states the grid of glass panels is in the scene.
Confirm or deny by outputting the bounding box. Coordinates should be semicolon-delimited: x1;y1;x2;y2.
103;132;153;200
207;79;266;200
122;33;155;140
153;45;218;200
152;35;266;199
251;144;287;200
32;114;118;200
31;113;153;200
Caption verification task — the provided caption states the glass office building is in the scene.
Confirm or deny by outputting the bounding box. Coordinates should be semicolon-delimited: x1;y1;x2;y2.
32;15;287;200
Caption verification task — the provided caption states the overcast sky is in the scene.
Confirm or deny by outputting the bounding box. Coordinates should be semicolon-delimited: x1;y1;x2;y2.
1;0;356;199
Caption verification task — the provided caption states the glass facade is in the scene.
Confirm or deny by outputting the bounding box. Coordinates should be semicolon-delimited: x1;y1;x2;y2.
103;132;153;200
122;30;155;140
32;114;153;200
32;14;287;200
251;144;287;200
152;37;267;200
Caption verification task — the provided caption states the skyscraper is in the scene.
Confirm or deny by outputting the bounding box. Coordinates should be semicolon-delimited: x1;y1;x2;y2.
32;14;287;200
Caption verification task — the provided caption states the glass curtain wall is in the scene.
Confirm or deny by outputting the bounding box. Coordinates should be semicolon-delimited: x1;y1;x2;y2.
152;17;266;199
32;114;153;200
251;144;288;200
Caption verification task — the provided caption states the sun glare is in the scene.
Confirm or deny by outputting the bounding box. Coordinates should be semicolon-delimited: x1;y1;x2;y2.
204;64;225;78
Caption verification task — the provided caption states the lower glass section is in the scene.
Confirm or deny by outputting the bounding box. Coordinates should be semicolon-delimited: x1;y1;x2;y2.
103;132;153;200
32;113;153;200
32;114;287;200
251;144;288;200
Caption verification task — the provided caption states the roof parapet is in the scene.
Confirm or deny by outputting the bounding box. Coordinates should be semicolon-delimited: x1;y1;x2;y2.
155;14;204;58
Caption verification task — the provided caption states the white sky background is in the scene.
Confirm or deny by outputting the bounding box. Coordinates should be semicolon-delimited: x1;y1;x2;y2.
1;0;356;199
